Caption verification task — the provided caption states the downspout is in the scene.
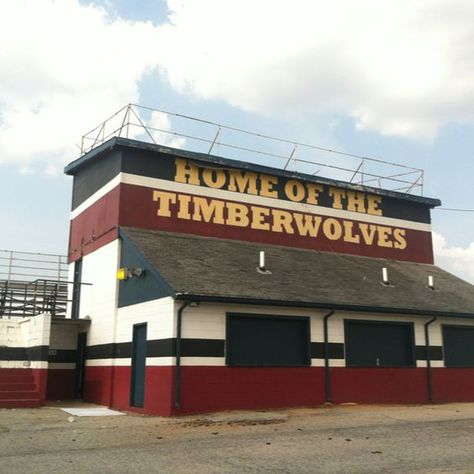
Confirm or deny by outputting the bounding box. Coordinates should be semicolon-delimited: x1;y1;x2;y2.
424;316;437;402
323;310;336;402
175;300;189;409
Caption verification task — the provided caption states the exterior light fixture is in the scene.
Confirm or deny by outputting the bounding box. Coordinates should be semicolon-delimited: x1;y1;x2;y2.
116;267;145;280
117;267;128;281
130;267;144;277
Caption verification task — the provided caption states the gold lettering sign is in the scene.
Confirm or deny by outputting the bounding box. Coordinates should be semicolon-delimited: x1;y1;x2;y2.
174;158;385;216
152;190;407;250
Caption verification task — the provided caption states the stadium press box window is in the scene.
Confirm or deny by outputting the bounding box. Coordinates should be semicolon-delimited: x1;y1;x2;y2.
225;313;311;366
442;325;474;367
344;320;416;368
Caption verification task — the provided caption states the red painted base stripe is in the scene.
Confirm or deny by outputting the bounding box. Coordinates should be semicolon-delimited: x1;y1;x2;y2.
432;368;474;402
81;365;474;416
0;368;47;407
47;369;76;400
83;366;174;415
331;367;429;404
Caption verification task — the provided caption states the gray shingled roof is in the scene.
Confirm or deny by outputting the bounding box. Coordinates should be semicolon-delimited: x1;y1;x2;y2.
122;227;474;317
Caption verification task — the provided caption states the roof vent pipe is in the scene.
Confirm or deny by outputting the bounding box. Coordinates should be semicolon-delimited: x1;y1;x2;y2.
257;250;272;275
428;275;434;289
382;267;389;285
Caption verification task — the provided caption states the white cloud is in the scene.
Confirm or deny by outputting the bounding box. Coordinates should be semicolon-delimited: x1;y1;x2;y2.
433;232;474;284
2;0;474;169
18;165;34;176
155;0;474;140
130;110;186;149
42;164;60;177
0;0;159;165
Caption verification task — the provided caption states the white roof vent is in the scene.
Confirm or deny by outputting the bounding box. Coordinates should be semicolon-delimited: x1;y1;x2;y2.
382;267;389;285
257;250;272;275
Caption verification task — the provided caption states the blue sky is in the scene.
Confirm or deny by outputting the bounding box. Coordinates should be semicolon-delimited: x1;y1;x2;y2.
1;0;473;282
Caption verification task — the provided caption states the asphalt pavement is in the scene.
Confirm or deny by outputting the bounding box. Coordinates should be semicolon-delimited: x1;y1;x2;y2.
1;401;473;473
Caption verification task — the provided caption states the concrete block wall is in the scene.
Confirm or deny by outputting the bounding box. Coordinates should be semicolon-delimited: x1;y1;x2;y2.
83;296;175;413
79;294;474;415
80;240;120;345
169;302;474;413
60;240;121;404
0;314;51;369
19;313;52;350
0;314;52;406
176;302;474;369
0;319;23;348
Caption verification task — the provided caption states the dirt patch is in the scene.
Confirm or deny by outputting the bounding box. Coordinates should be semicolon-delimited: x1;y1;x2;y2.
179;418;286;428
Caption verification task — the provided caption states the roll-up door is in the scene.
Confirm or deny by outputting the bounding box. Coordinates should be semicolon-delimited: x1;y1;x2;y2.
226;313;310;366
345;320;415;367
443;325;474;367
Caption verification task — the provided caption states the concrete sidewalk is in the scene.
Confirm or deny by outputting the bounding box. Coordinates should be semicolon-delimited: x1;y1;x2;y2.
1;402;474;473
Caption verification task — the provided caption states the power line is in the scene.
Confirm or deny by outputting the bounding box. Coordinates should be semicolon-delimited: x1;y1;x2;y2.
435;207;474;212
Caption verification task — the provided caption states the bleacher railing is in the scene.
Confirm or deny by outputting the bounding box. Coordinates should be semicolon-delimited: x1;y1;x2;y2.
0;250;68;282
0;250;70;318
0;279;68;318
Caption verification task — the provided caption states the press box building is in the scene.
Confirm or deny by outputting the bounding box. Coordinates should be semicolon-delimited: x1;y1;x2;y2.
1;133;474;414
55;135;474;416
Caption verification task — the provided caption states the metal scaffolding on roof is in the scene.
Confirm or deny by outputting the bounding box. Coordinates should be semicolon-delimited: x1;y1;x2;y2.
80;103;424;195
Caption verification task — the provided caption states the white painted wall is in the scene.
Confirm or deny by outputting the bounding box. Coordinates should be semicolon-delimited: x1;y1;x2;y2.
0;319;23;347
68;243;474;370
86;296;175;367
19;313;51;348
76;240;120;347
172;301;474;368
116;296;175;342
85;296;474;368
65;263;75;319
0;313;51;369
175;301;338;367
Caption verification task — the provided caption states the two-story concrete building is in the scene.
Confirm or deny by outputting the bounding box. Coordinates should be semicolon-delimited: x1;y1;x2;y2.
58;136;474;416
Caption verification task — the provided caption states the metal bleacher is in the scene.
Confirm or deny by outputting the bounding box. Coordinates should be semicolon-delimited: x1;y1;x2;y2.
0;250;69;319
0;279;68;318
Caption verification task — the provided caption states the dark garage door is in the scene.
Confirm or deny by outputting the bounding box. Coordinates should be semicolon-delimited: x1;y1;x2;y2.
443;325;474;367
226;313;310;366
345;320;415;367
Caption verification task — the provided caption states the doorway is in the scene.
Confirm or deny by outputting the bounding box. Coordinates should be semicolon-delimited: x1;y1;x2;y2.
75;332;87;399
130;323;147;407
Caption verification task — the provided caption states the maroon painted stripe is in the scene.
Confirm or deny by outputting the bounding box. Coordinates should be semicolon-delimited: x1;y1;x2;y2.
120;183;434;264
68;183;434;263
68;185;121;262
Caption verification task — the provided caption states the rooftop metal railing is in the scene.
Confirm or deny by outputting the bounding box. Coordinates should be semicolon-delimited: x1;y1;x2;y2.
80;103;424;195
